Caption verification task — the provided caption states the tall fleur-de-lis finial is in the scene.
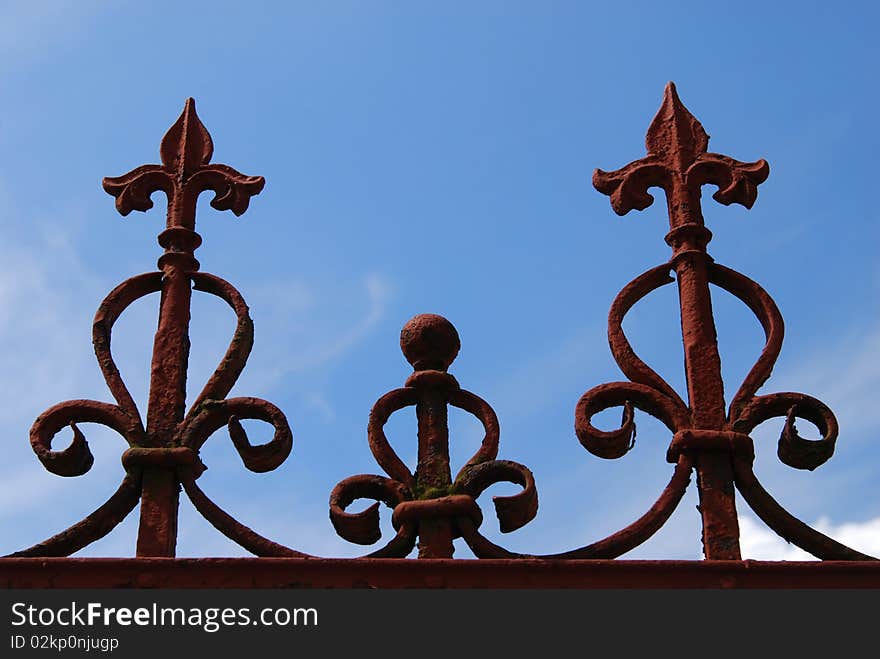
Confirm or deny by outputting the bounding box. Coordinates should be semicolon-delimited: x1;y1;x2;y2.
573;83;870;561
593;82;769;227
103;98;264;238
101;99;270;556
160;97;215;182
585;83;771;559
17;100;296;559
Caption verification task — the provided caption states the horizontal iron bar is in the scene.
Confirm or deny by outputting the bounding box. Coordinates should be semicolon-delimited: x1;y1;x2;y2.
2;558;879;589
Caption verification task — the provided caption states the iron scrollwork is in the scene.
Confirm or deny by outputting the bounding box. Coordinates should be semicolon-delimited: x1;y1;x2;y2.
573;83;871;560
330;314;538;558
9;86;873;563
13;100;302;558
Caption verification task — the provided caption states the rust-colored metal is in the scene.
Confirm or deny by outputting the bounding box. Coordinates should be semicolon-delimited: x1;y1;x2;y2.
13;100;296;558
4;86;875;582
330;314;538;558
5;558;880;589
577;82;871;560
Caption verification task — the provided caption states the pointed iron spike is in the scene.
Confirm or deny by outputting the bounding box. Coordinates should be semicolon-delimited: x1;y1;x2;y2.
159;97;214;177
646;82;709;169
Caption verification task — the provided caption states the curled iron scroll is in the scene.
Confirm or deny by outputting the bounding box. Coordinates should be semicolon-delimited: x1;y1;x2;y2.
11;272;302;558
707;262;868;558
469;256;875;562
330;351;537;557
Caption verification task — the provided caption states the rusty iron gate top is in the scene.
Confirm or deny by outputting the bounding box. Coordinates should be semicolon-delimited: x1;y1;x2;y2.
3;84;878;588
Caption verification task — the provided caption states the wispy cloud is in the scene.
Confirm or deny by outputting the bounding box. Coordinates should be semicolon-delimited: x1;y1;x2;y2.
301;392;336;423
766;323;880;441
485;323;606;424
292;273;391;370
243;272;393;385
0;234;99;421
739;514;880;560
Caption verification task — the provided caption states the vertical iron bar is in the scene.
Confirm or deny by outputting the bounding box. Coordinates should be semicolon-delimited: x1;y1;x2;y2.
591;83;771;560
137;247;197;557
415;391;455;558
667;220;740;559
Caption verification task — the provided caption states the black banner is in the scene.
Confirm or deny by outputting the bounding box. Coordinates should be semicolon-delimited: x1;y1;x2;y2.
0;589;871;656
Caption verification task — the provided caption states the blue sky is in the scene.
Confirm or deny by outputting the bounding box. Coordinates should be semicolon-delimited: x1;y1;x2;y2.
1;1;878;559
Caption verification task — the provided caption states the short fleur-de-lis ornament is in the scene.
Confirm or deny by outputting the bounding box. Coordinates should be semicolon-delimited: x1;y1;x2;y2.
330;314;538;558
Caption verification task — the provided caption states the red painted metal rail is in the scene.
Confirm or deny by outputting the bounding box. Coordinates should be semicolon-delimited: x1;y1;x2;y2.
4;84;875;587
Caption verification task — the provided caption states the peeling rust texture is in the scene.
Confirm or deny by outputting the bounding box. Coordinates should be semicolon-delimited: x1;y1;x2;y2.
4;559;880;589
330;313;538;558
582;82;871;561
4;85;876;581
16;99;294;559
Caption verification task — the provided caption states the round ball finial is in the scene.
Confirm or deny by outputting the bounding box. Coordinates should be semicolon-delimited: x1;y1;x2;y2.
400;314;460;371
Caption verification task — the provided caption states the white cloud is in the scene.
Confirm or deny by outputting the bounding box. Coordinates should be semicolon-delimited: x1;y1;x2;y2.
739;514;880;561
483;323;605;423
770;325;880;440
0;235;98;421
245;272;393;383
302;392;335;422
303;272;390;367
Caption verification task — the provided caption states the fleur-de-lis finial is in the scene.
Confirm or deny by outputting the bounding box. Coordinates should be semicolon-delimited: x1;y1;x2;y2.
575;83;872;561
16;100;294;559
644;82;710;173
160;98;215;182
593;82;769;228
102;98;264;240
